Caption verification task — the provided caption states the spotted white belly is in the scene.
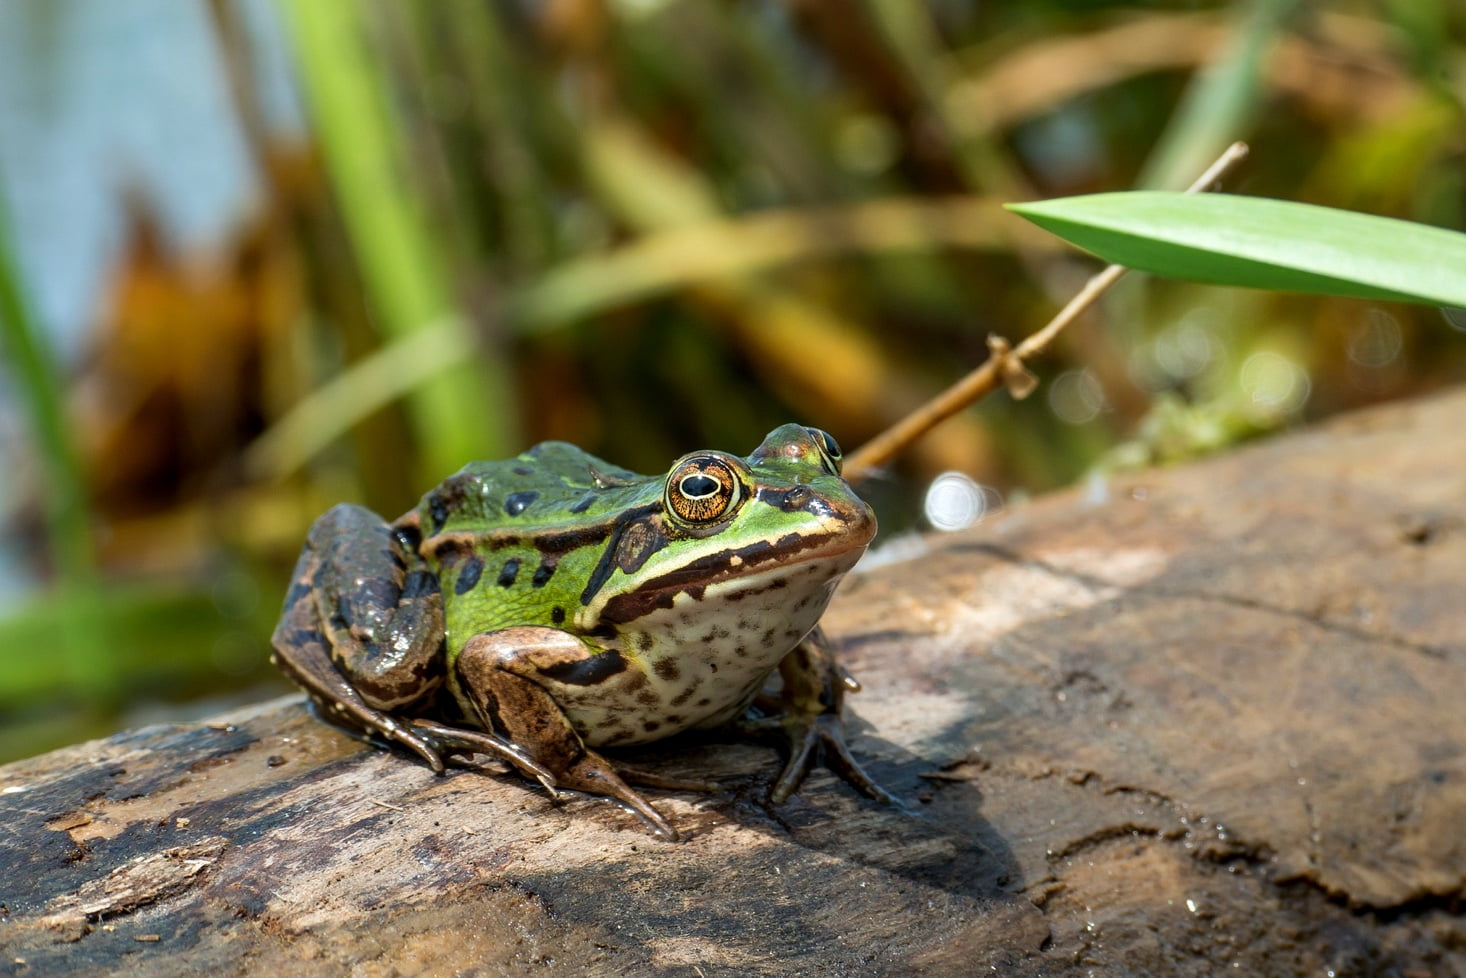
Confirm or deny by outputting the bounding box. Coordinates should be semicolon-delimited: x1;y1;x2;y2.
551;553;855;747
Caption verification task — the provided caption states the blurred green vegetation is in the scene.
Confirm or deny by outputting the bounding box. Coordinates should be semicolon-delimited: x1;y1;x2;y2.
0;0;1463;762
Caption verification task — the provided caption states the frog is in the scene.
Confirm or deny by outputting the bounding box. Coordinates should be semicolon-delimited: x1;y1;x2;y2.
270;423;891;839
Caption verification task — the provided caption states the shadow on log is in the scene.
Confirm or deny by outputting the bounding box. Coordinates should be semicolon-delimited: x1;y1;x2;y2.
3;390;1464;976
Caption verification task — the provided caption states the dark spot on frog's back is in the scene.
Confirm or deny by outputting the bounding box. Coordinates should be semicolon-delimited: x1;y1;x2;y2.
497;558;520;588
393;521;422;553
427;473;483;532
504;491;539;516
551;606;566;625
454;555;484;595
653;659;681;682
569;491;597;514
532;559;556;588
513;466;533;477
428;493;450;533
432;537;466;569
540;650;627;686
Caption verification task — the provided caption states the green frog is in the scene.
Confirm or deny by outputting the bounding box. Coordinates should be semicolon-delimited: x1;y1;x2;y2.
271;424;890;838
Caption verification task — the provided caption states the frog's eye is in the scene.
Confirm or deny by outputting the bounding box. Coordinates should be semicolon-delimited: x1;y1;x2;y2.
805;427;843;475
665;454;746;525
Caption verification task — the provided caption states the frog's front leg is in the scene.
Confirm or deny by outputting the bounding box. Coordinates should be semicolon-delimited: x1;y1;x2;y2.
743;625;895;805
454;628;681;840
272;504;531;775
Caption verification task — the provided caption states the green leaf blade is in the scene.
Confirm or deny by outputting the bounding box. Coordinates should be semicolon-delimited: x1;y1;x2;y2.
1007;192;1466;310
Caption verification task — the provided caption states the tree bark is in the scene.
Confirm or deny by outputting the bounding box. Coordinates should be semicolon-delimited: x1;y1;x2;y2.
3;389;1464;976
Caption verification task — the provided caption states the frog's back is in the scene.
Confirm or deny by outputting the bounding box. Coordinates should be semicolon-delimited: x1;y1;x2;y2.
492;441;638;490
422;442;642;528
412;442;660;638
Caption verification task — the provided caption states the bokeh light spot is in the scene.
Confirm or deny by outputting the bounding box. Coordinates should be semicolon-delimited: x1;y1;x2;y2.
1048;369;1106;425
1348;309;1402;368
924;472;998;532
1154;312;1221;380
1240;351;1310;414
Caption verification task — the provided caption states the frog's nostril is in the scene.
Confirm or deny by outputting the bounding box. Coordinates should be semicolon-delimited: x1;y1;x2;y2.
781;487;811;511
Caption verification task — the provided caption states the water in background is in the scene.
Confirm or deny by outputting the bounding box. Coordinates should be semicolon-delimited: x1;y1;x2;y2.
0;0;300;606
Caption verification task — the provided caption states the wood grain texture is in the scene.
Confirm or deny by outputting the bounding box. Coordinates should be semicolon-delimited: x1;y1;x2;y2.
3;389;1465;976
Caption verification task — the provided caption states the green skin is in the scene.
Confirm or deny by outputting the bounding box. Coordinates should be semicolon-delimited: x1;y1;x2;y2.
271;424;891;839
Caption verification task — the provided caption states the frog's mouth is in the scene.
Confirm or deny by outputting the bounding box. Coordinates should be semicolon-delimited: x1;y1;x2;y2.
591;510;873;628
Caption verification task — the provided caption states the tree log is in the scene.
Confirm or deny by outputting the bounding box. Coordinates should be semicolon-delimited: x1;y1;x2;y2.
3;390;1464;976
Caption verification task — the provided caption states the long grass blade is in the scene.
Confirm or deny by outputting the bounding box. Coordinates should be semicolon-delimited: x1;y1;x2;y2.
0;189;109;694
1140;0;1299;189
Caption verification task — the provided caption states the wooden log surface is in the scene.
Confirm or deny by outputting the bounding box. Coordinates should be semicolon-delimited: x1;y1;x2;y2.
3;389;1465;976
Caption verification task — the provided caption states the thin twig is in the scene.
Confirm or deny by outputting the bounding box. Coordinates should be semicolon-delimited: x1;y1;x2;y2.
842;141;1250;482
367;797;406;813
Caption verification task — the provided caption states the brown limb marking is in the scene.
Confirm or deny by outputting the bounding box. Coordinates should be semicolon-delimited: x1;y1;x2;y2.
455;631;685;840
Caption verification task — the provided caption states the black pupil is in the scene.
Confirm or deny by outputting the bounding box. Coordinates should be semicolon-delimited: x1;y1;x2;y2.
681;474;719;498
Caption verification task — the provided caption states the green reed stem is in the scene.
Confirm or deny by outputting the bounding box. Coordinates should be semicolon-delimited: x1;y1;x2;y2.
0;189;110;695
276;0;518;475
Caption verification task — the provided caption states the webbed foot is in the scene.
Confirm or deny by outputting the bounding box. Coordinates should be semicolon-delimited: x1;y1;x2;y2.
551;753;682;840
743;711;894;805
742;626;895;805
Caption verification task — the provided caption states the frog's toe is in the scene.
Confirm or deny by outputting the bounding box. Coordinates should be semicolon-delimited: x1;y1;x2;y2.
612;764;722;794
378;714;448;774
770;713;895;806
812;719;896;806
304;696;448;774
558;754;680;840
408;717;555;784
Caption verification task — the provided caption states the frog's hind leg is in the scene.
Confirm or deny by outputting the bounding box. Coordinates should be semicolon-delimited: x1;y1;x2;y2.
272;504;528;776
454;628;681;840
272;564;448;772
